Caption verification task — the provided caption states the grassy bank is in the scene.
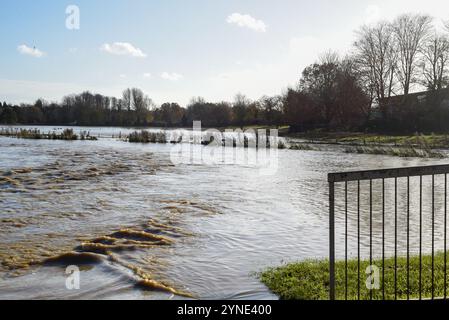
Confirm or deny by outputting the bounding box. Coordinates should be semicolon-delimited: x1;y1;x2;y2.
261;252;449;300
286;131;449;148
283;131;449;158
344;145;445;158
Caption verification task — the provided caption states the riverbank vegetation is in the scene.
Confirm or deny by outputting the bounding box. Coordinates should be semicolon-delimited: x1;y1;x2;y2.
261;252;449;300
287;132;449;148
2;14;449;136
127;129;297;150
128;131;168;144
344;145;444;158
0;128;97;141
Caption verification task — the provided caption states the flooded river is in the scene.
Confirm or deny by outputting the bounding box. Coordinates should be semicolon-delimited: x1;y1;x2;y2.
0;126;447;300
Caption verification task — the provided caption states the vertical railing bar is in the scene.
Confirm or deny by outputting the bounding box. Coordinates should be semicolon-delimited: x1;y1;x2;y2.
432;174;435;300
445;174;447;300
358;180;360;301
382;178;385;300
394;177;398;301
407;176;410;301
329;181;335;301
345;181;348;301
419;175;422;301
370;179;373;301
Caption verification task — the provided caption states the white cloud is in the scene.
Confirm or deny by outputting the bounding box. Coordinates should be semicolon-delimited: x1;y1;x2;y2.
17;45;45;58
365;5;381;24
100;42;147;58
226;13;267;32
161;72;183;81
143;73;152;79
119;74;127;79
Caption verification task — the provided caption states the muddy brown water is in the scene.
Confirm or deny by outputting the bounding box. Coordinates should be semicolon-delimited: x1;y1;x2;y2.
0;126;448;299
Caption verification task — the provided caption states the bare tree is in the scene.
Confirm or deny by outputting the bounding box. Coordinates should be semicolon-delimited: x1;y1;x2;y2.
392;14;433;95
299;51;341;126
421;33;449;90
232;93;250;127
131;88;153;124
259;95;282;125
319;50;340;65
353;21;397;119
122;88;132;111
341;57;373;122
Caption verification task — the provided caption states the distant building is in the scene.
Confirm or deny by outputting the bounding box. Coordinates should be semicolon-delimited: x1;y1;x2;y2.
379;88;449;111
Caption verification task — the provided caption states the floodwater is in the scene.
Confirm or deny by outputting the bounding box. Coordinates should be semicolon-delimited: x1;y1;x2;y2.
0;126;448;300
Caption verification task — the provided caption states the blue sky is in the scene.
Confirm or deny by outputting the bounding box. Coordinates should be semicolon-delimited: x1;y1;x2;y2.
1;0;449;105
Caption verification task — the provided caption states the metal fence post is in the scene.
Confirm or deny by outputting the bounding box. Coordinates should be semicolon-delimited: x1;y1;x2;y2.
329;180;336;300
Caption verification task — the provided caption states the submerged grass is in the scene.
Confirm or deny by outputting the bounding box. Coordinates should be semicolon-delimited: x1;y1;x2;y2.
337;133;449;148
261;252;449;300
344;145;445;158
128;130;168;143
0;128;97;141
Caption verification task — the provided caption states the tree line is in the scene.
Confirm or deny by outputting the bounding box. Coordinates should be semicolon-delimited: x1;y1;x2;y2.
0;90;284;129
2;13;449;133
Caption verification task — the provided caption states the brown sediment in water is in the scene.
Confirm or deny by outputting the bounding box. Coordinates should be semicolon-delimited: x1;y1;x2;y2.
72;227;175;256
30;219;193;297
11;168;33;174
1;218;27;228
0;149;163;192
0;218;194;296
108;253;193;298
0;146;201;296
76;241;163;255
160;199;220;216
137;279;193;297
0;148;176;271
44;252;104;265
110;229;173;245
146;219;194;237
0;176;22;187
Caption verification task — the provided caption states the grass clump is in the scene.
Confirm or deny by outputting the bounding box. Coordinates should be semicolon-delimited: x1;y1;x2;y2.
128;130;167;143
59;128;77;140
261;252;449;300
0;128;97;141
288;143;314;151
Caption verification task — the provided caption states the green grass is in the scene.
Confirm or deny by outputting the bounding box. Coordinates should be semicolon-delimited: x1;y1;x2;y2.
337;134;449;148
261;252;449;300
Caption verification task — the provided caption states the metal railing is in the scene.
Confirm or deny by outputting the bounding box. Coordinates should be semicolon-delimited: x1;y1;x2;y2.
328;164;449;300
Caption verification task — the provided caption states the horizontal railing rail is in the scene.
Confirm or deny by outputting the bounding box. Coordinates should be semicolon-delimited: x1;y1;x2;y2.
329;164;449;183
